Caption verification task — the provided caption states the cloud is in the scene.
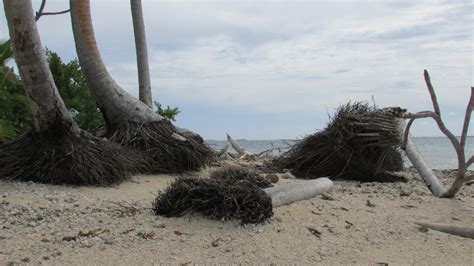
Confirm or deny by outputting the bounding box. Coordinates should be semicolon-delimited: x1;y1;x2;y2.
110;1;471;112
1;0;472;138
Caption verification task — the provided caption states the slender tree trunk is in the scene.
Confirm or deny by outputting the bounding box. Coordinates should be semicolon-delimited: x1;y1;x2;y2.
2;0;145;186
69;0;161;130
4;0;78;134
69;0;213;174
130;0;153;108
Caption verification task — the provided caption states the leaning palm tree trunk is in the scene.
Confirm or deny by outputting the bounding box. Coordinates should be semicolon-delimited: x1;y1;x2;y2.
69;0;213;173
130;0;153;108
70;0;158;127
5;0;77;134
0;0;144;186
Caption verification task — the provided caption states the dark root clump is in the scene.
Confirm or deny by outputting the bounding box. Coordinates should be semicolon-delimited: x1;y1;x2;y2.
110;121;214;174
275;102;405;182
0;123;146;186
210;166;273;188
152;177;273;224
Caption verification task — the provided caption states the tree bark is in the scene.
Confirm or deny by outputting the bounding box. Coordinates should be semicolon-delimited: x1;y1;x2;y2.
4;0;78;134
264;178;333;207
130;0;153;108
69;0;162;129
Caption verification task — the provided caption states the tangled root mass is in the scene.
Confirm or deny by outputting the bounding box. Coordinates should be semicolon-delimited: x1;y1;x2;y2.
0;122;145;186
153;175;273;224
276;102;405;182
110;120;214;174
210;166;273;189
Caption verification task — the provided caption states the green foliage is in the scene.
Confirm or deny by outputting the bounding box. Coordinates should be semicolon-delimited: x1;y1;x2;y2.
0;68;31;141
46;50;104;131
0;40;30;142
0;39;13;66
0;43;105;142
154;101;180;122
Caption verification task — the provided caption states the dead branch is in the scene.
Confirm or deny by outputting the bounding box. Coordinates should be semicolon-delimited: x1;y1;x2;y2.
415;221;474;239
257;147;282;158
399;70;473;197
467;156;474;168
399;123;447;196
264;178;333;207
216;143;229;158
226;133;246;156
423;70;441;115
401;118;415;149
35;0;70;21
460;87;474;149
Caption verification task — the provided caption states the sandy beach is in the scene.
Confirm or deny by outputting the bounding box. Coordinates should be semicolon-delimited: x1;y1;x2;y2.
0;167;472;265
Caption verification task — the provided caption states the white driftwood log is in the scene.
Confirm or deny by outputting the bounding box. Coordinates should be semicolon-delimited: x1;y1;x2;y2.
401;129;448;197
264;178;333;207
226;133;246;156
415;221;474;239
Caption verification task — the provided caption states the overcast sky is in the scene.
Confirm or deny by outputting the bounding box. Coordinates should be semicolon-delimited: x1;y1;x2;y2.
1;0;472;139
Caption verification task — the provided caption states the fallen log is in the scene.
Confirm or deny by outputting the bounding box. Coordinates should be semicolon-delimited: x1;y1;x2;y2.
227;133;246;156
399;127;447;197
264;177;333;207
415;221;474;239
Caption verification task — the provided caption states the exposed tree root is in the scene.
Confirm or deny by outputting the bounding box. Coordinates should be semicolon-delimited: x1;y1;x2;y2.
210;165;273;189
0;123;146;186
275;103;405;182
109;121;214;174
152;177;273;224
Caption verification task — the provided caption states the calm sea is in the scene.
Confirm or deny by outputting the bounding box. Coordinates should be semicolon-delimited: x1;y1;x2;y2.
206;137;474;170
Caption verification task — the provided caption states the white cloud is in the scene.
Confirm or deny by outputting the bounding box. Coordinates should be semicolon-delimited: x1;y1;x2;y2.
110;0;472;117
1;0;472;138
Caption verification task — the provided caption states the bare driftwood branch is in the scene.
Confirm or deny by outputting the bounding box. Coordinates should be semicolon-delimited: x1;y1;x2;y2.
423;70;441;115
264;178;333;207
226;133;246;156
257;147;282;158
399;122;447;197
216;144;229;157
35;0;70;21
399;70;472;197
467;156;474;169
401;118;415;149
415;221;474;239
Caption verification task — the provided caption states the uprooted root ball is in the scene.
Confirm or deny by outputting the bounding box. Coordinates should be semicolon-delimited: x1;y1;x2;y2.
275;103;405;182
210;166;273;188
0;124;146;186
152;177;273;224
110;121;215;174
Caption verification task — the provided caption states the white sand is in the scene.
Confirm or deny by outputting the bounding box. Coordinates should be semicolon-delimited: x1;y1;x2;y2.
0;169;472;265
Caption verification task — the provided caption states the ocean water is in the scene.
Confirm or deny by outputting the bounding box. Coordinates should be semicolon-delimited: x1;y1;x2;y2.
206;137;474;170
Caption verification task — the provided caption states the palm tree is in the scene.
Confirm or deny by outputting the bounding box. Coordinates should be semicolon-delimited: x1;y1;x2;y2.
0;0;144;185
131;0;153;108
69;0;213;173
